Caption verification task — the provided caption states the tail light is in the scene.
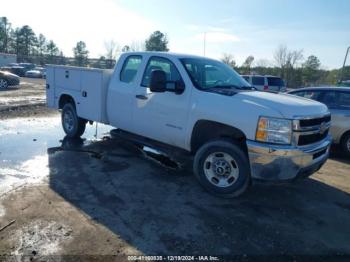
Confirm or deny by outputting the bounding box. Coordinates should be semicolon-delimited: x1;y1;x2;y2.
264;85;268;90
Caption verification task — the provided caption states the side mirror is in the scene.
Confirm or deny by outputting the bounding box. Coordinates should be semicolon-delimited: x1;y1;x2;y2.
174;80;185;94
150;70;166;93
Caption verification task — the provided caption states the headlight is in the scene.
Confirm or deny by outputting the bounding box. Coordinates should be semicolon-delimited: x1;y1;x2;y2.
256;117;292;144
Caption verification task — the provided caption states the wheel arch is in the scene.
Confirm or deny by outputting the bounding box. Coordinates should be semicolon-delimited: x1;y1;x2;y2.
340;129;350;144
190;120;248;154
58;94;76;109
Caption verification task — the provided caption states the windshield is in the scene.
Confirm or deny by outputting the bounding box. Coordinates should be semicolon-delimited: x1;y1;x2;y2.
180;58;251;90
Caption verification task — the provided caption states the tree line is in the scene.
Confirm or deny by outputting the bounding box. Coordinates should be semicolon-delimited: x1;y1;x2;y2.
1;16;348;88
0;17;62;63
222;45;349;88
0;17;168;68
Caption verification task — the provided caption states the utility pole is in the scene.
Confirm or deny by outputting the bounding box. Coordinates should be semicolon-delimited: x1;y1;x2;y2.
339;46;350;84
203;32;206;56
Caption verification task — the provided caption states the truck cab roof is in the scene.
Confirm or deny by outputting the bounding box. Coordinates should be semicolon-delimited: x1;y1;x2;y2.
121;51;213;60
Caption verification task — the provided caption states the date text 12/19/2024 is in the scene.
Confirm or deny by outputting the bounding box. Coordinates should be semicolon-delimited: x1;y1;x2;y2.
128;255;220;261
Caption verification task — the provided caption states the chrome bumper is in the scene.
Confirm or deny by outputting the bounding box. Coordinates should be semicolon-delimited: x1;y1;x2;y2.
246;135;331;181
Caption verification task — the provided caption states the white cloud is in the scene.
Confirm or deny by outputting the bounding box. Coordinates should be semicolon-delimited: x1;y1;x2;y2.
2;0;155;57
207;26;227;32
194;32;240;43
185;24;227;33
185;24;201;31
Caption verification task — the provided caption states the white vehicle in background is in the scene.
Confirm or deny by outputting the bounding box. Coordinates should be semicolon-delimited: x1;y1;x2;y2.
46;52;331;197
25;67;46;78
242;75;286;92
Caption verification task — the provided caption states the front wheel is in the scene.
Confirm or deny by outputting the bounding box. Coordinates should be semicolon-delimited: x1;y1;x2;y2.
61;103;86;138
341;133;350;157
0;78;9;89
193;140;251;198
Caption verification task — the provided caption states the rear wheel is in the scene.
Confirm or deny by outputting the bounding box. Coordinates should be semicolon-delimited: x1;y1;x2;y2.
0;78;9;89
341;133;350;157
193;140;250;198
61;103;86;138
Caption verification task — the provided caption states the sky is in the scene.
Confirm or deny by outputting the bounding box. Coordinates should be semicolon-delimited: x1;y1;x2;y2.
2;0;350;69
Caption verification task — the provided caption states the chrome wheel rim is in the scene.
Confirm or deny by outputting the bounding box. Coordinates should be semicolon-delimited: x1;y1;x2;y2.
63;110;75;132
0;79;8;89
203;152;239;188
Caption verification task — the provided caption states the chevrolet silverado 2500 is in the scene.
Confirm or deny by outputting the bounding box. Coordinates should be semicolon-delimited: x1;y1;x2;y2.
46;52;332;197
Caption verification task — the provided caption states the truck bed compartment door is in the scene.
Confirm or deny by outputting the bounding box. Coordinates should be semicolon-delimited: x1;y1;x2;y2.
55;68;81;91
78;71;104;122
46;67;55;107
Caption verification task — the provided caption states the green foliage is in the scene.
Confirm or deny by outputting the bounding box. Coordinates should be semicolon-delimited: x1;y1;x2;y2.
241;55;254;74
221;53;236;69
0;17;11;53
0;16;63;65
73;41;89;66
302;55;321;86
145;31;169;52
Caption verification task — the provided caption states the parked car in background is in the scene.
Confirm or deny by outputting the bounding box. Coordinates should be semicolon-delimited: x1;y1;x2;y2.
1;65;26;77
0;70;20;89
25;67;46;78
288;87;350;156
10;66;26;77
7;63;19;67
0;66;13;73
242;75;286;92
18;63;36;72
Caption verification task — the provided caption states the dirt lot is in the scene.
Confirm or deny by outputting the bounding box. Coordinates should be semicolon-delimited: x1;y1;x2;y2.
0;79;350;261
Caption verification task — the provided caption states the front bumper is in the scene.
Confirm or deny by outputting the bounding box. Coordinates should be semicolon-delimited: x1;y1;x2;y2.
247;135;331;181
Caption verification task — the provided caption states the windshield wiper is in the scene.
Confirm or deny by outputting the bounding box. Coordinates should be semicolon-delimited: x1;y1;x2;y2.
207;84;241;90
241;85;256;90
207;84;255;90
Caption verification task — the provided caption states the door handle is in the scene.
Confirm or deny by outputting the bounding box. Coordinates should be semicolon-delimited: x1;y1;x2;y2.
135;94;148;100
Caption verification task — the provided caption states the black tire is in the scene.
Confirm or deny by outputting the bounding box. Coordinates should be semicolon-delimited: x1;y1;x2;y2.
0;78;9;89
193;140;250;198
341;133;350;157
61;103;86;138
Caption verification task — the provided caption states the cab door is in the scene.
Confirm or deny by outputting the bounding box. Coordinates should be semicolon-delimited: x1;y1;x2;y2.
107;55;143;131
132;56;191;148
319;90;350;142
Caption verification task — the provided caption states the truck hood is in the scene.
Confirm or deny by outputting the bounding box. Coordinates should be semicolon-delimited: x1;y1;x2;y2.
237;91;329;118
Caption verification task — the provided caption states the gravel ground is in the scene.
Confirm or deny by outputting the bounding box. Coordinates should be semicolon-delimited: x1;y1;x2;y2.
0;78;350;261
0;77;56;120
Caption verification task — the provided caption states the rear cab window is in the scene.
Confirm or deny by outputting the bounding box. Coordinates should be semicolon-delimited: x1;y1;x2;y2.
120;55;142;83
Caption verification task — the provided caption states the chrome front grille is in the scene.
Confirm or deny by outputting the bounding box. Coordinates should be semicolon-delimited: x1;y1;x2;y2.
292;114;331;146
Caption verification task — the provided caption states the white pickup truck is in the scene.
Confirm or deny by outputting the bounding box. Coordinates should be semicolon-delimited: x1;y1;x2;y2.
46;52;332;197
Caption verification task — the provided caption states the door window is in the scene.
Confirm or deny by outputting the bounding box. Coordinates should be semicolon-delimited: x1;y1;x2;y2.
321;91;350;109
291;90;322;101
267;77;285;87
303;90;322;101
120;55;142;83
141;57;183;89
252;77;264;85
